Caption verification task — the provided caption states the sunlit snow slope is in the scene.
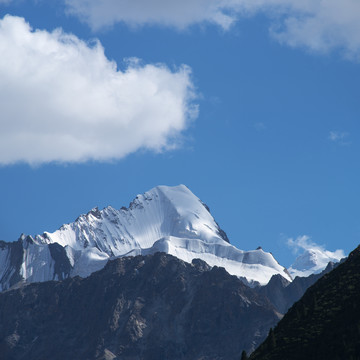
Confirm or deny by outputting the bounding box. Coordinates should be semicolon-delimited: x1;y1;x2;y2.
0;185;291;290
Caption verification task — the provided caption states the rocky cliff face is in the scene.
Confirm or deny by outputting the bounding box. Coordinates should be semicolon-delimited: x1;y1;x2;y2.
0;252;281;360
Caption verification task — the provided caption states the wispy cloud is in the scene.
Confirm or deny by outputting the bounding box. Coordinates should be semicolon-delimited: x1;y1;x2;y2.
288;235;345;277
63;0;360;60
254;122;266;131
287;235;345;260
287;235;345;277
328;131;351;145
0;15;197;165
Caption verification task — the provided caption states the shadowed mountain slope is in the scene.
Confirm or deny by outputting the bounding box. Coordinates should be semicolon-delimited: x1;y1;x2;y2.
250;245;360;360
257;261;339;314
0;252;282;360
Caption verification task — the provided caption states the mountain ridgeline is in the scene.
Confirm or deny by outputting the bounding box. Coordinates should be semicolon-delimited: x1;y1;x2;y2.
0;185;292;291
0;184;347;360
256;261;339;314
250;245;360;360
0;253;281;359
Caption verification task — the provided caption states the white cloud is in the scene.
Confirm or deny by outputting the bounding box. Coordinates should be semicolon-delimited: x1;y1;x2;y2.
328;131;351;145
0;15;197;165
268;0;360;59
64;0;360;59
64;0;236;30
287;235;345;277
288;235;344;259
254;122;266;131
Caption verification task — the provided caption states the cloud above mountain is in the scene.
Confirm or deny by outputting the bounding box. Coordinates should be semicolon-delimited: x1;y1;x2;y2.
287;235;345;277
64;0;360;59
288;235;345;259
0;15;197;165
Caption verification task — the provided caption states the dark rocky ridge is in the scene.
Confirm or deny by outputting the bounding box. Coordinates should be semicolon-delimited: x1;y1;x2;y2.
48;242;72;280
0;252;281;360
257;261;339;314
0;235;73;291
0;239;24;289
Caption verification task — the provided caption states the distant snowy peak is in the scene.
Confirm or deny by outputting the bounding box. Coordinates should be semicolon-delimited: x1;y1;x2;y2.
288;247;344;278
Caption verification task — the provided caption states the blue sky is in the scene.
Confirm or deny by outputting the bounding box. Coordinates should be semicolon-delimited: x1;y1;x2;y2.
0;0;359;267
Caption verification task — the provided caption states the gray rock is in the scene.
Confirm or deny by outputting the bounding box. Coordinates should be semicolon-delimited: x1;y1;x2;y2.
0;253;281;360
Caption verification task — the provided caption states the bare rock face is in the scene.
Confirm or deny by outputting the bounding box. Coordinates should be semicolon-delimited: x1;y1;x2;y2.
0;253;281;360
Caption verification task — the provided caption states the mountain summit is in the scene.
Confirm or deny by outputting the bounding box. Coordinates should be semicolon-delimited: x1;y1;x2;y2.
0;185;291;290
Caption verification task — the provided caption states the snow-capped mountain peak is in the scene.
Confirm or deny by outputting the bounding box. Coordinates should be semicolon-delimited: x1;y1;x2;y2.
0;185;291;290
40;185;228;252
